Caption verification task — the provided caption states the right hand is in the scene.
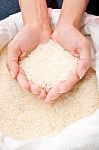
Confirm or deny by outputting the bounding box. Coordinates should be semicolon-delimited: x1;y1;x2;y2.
7;24;52;99
45;25;91;103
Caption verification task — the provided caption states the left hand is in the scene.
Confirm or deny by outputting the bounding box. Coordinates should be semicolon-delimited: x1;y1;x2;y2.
7;24;52;99
45;25;91;103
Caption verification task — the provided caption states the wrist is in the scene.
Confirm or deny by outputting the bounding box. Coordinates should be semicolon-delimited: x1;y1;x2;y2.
57;0;89;30
57;16;80;30
24;24;52;37
24;23;41;31
24;22;51;30
54;24;78;39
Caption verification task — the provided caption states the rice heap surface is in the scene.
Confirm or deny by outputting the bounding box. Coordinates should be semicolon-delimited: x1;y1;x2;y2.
20;40;77;88
0;46;99;141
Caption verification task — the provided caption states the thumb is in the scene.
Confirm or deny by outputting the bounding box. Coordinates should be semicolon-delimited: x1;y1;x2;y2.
6;41;21;79
77;40;91;79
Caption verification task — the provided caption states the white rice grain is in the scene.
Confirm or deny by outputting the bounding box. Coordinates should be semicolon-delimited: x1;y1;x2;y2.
20;40;77;88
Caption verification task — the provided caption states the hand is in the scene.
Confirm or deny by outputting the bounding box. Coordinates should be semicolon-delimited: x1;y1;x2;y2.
7;24;52;99
45;25;91;103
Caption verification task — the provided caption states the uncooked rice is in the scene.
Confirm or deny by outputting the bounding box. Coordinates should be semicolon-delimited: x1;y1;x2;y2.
20;40;77;88
0;46;99;140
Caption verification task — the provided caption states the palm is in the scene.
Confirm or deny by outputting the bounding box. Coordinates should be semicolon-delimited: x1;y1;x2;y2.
7;25;51;99
45;26;91;103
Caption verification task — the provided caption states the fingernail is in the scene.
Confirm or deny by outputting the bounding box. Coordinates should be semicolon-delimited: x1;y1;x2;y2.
23;89;28;92
79;68;86;79
45;96;57;104
32;91;40;95
51;97;57;101
58;90;67;94
10;71;15;79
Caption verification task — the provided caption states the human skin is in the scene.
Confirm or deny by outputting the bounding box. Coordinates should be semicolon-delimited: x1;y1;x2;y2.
45;0;91;103
7;0;91;102
6;0;52;99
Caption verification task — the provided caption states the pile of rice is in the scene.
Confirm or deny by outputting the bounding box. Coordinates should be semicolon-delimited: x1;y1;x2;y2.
20;40;77;88
0;45;99;140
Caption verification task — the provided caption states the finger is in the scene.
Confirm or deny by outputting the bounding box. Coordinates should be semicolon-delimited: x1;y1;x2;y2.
7;42;21;79
70;49;80;57
19;52;28;60
45;71;79;103
17;68;30;91
45;88;61;104
57;71;79;93
29;81;41;95
45;83;51;93
38;89;47;100
7;61;19;79
77;41;91;79
77;58;91;79
45;42;91;103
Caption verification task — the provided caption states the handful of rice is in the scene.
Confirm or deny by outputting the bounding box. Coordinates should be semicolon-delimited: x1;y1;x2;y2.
20;40;78;88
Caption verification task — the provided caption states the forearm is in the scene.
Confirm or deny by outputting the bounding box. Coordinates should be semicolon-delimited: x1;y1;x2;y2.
58;0;89;29
19;0;50;29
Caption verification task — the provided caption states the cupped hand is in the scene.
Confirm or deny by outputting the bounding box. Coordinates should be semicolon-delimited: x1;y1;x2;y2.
45;25;91;103
7;24;52;99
